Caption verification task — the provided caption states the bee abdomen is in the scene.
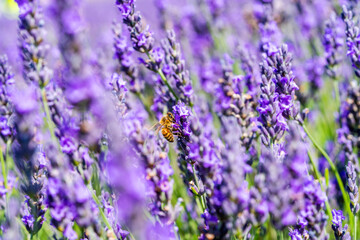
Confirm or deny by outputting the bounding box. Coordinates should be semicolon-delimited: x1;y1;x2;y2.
162;128;174;142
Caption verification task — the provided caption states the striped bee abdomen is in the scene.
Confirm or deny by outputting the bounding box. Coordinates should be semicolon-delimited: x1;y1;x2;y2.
162;127;174;142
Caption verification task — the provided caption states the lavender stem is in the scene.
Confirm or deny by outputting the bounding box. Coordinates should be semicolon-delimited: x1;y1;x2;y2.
145;52;180;102
40;87;57;143
301;123;352;222
355;216;357;240
88;186;121;240
134;92;154;119
308;151;333;220
0;145;6;190
333;80;340;108
191;163;206;212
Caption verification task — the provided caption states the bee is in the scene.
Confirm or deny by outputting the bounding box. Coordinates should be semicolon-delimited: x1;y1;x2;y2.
150;112;181;142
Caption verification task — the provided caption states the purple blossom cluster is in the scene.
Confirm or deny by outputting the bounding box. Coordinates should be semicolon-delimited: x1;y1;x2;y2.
0;0;360;239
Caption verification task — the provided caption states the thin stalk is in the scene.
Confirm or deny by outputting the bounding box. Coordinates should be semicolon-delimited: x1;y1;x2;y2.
87;185;121;240
333;80;340;108
16;217;30;239
75;165;119;239
145;52;180;102
191;164;206;212
40;87;57;142
6;139;11;167
135;92;155;119
301;123;352;221
307;152;332;220
355;216;357;240
157;69;180;102
0;145;7;189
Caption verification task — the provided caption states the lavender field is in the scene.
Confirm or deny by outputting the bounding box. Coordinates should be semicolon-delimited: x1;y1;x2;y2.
0;0;359;239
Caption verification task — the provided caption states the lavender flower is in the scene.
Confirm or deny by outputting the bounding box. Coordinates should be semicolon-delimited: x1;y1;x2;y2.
331;209;351;240
1;199;23;239
113;22;141;93
237;45;261;100
116;0;159;73
257;145;304;230
338;81;360;214
123;107;176;224
161;29;193;106
3;0;360;239
144;135;175;221
215;54;257;150
107;72;129;119
17;0;52;87
12;84;46;235
257;44;300;146
105;140;149;239
323;12;345;79
189;98;222;197
171;102;193;190
116;0;154;54
0;55;15;142
257;57;287;146
341;5;360;78
116;0;189;110
201;143;251;238
101;192;129;239
305;57;325;98
46;143;100;237
255;0;282;54
345;161;359;214
50;0;87;74
290;178;328;240
0;172;16;209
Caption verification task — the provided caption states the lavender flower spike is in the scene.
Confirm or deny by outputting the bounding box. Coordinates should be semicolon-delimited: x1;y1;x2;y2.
331;209;351;240
0;55;15;142
338;81;360;214
162;29;193;106
323;12;344;79
345;161;359;214
116;0;155;64
257;58;286;146
341;5;360;78
116;0;179;102
12;84;46;236
113;22;141;93
17;0;52;87
257;44;300;146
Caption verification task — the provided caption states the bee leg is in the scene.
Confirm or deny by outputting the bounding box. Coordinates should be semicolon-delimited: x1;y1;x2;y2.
155;126;162;135
148;122;159;131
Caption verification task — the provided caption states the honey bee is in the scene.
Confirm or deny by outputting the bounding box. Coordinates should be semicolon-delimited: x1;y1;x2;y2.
150;112;181;142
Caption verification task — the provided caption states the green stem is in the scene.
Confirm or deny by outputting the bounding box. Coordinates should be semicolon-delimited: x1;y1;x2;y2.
157;69;180;102
40;87;57;142
6;139;11;166
191;164;206;212
0;145;7;190
307;152;332;220
355;216;357;240
145;52;182;104
135;92;155;120
16;217;30;239
333;80;340;108
87;185;121;240
301;123;352;220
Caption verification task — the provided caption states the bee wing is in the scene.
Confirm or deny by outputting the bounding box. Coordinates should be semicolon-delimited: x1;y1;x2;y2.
148;122;160;131
148;122;162;136
155;125;162;135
